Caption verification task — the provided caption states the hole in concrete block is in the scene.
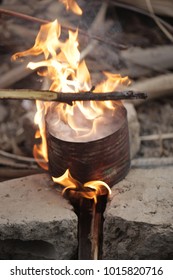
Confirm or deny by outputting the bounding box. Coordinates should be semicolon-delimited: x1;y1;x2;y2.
0;239;57;260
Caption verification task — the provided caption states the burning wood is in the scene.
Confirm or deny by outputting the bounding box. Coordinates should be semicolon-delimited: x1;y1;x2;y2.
53;170;110;259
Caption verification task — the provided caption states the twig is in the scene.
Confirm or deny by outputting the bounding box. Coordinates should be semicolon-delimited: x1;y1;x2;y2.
0;8;126;49
0;156;38;169
0;8;49;24
0;89;147;103
0;150;44;163
131;157;173;168
0;167;44;180
140;133;173;141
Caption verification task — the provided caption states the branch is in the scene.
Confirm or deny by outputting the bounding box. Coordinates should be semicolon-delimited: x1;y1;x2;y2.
0;8;126;49
0;89;147;104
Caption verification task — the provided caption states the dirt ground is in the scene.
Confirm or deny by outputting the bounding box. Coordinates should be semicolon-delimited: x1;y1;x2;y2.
0;0;173;180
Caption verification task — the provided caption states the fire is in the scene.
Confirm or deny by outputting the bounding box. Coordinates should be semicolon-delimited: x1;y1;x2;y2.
12;19;130;201
52;169;111;203
59;0;82;15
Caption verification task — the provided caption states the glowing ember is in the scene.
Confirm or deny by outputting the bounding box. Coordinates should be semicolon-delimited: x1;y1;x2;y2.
59;0;82;15
12;19;130;200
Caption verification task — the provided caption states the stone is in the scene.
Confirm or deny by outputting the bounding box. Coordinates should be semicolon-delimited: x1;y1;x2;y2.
124;102;140;159
103;167;173;259
0;174;78;259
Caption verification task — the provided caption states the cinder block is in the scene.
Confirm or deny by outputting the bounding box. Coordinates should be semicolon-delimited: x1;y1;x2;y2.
0;174;77;259
103;167;173;259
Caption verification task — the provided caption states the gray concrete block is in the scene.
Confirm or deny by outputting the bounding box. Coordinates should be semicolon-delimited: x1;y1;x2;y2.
0;174;77;259
103;167;173;259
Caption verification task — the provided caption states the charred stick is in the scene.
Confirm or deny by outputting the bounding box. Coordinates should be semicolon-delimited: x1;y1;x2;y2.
78;198;94;260
0;89;147;103
75;196;107;260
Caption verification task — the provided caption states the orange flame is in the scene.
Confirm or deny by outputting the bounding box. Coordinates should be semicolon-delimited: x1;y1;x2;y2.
52;169;111;203
59;0;82;15
12;19;130;201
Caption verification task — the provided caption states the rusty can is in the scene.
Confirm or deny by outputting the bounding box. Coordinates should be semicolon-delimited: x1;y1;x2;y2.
46;103;130;187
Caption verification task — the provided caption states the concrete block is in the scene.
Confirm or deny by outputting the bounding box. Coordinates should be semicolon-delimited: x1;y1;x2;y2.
103;167;173;259
0;174;77;259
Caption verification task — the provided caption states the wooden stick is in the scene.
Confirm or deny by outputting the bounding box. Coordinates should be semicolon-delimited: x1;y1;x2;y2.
0;168;44;181
0;8;47;25
78;197;94;260
0;156;38;169
0;89;147;103
77;195;107;260
140;133;173;141
0;8;126;49
90;195;107;260
0;150;44;163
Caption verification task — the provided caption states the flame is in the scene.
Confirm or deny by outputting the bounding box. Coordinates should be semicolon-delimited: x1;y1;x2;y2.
59;0;82;15
52;169;111;203
12;19;130;201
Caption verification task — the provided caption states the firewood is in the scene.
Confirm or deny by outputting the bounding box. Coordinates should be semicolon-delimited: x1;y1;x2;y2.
0;168;44;181
0;150;41;163
0;156;38;169
140;133;173;142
